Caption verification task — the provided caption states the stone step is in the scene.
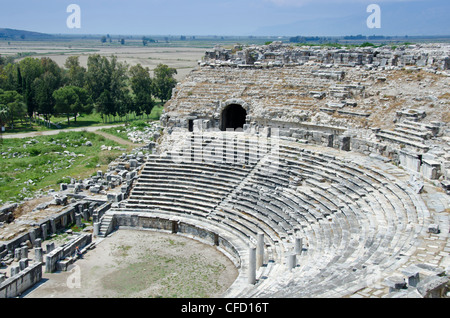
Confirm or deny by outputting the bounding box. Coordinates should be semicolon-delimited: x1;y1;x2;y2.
376;132;429;151
379;129;425;143
395;122;430;134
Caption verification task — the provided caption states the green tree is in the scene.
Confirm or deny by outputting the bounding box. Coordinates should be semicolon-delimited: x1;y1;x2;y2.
64;56;86;87
32;58;63;121
53;85;93;125
96;89;112;122
0;89;26;129
129;64;154;118
117;90;132;121
0;64;10;91
85;54;111;102
17;57;44;117
153;64;177;104
33;72;57;120
108;56;129;120
86;55;129;122
0;105;7;130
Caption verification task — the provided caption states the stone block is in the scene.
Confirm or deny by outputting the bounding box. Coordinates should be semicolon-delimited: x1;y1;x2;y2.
385;276;407;292
41;223;48;240
402;266;421;287
417;276;450;298
428;224;440;234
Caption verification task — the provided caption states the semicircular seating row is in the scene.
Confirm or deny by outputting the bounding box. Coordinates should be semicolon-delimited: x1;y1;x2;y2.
117;132;428;297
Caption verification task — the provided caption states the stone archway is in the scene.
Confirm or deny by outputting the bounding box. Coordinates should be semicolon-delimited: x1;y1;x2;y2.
220;104;247;131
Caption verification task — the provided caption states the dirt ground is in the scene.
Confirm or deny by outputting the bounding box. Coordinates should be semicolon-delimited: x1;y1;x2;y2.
24;229;238;298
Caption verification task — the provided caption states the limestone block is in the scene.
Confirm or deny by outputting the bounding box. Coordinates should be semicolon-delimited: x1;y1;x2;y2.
417;276;450;298
385;276;407;292
428;224;440;234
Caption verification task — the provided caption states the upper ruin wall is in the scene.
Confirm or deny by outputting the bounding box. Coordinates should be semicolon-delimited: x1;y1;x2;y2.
201;42;450;70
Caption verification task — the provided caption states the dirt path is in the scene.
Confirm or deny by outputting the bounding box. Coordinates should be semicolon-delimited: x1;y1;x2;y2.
1;124;146;149
1;124;125;139
92;130;146;148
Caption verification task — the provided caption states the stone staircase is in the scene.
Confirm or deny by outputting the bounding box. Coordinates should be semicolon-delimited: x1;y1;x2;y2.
98;212;114;237
376;120;437;152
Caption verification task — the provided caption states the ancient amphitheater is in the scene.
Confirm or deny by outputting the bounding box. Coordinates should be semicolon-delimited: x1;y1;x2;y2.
101;42;450;297
1;42;449;298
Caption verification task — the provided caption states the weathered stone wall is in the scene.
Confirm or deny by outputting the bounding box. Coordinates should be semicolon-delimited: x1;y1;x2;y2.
0;262;42;298
0;201;103;259
45;233;92;273
163;46;449;134
203;42;450;70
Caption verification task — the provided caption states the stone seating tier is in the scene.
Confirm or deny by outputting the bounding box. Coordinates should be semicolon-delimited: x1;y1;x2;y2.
105;133;430;297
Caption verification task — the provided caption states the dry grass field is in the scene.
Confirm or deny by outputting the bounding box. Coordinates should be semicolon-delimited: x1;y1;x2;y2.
0;41;206;81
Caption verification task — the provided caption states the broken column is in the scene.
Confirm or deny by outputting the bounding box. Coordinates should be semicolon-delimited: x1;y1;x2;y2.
29;229;36;246
62;215;68;228
93;222;100;237
248;246;256;285
256;232;264;269
34;238;42;248
19;258;28;271
21;246;28;260
82;209;89;222
14;248;21;261
49;218;56;234
287;253;296;271
294;237;303;255
34;247;43;263
46;242;55;254
75;213;82;228
41;223;48;240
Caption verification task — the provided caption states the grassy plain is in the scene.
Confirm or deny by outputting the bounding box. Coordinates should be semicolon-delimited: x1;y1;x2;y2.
0;38;180;204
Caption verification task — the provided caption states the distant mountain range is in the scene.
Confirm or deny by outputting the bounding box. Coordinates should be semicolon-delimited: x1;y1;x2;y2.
0;28;52;40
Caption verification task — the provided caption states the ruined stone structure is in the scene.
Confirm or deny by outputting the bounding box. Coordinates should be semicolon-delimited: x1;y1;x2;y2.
162;42;450;184
98;42;450;297
1;43;449;298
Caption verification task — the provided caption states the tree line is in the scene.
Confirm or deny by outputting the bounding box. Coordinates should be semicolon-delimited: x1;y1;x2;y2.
0;54;177;129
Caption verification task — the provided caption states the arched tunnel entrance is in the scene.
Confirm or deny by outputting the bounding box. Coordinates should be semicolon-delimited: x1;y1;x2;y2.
220;104;247;131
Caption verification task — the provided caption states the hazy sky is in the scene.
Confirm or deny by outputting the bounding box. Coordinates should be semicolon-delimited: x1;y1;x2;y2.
1;0;449;36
